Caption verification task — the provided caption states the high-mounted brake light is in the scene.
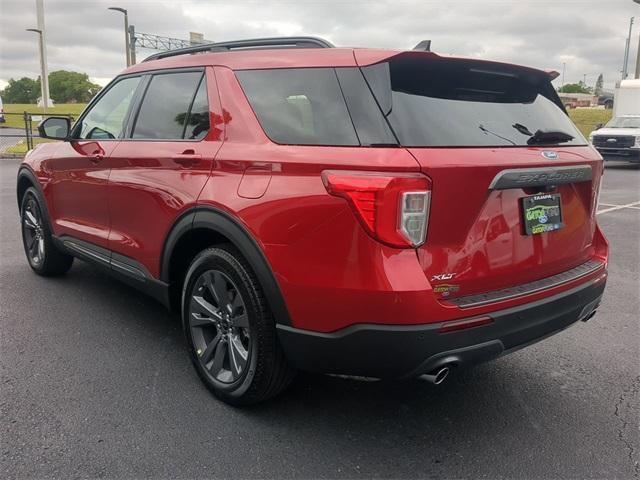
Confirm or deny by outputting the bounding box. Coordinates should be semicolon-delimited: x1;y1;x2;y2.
322;171;431;248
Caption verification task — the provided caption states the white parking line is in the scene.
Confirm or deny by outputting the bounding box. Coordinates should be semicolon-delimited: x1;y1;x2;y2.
596;201;640;215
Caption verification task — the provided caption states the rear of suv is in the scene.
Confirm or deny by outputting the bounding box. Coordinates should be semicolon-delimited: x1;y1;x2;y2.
17;37;608;405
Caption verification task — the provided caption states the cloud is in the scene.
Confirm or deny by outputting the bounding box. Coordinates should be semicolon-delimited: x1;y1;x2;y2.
0;0;637;92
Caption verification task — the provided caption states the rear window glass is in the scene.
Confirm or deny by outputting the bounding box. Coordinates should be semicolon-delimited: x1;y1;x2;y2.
362;56;586;147
132;71;204;140
236;68;359;146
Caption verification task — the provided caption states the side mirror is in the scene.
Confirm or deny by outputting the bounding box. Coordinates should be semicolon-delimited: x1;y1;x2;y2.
38;117;70;140
595;123;604;130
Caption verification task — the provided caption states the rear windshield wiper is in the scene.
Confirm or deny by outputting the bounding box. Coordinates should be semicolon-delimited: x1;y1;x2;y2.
526;129;574;145
512;123;574;145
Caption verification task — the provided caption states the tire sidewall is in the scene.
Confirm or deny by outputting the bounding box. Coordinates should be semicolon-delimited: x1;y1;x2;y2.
182;248;260;399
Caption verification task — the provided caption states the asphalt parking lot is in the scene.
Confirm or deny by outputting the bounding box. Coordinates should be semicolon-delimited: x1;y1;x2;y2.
1;158;638;479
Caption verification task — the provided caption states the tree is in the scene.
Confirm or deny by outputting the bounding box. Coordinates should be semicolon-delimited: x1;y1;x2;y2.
558;82;592;94
49;70;101;103
0;77;41;103
594;74;604;96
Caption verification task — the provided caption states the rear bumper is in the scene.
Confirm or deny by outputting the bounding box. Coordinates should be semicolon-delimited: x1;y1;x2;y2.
277;272;606;378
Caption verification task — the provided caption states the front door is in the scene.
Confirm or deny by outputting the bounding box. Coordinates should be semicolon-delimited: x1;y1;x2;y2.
46;76;142;248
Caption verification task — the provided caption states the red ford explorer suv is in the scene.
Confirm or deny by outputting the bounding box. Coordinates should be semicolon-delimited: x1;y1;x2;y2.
17;37;608;405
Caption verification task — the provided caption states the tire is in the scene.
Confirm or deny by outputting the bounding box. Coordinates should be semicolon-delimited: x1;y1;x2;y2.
181;246;295;405
20;187;74;276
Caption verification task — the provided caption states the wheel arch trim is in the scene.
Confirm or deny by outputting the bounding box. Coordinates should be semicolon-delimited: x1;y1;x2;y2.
161;205;292;326
17;166;53;230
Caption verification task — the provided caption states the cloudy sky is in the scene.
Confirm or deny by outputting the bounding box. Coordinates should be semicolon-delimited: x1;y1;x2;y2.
0;0;637;93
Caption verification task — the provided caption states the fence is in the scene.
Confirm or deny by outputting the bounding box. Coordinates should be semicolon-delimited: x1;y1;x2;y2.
0;112;76;156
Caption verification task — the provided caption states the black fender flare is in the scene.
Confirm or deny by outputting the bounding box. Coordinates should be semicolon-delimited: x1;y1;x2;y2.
160;206;292;326
16;166;53;230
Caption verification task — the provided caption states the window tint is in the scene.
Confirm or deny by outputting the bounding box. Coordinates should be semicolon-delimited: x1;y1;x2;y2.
335;68;396;146
132;71;204;140
363;56;586;147
78;76;140;140
236;68;359;146
184;78;210;140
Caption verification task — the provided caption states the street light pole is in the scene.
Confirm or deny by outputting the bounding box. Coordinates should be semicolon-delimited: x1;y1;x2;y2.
26;28;48;113
108;7;130;67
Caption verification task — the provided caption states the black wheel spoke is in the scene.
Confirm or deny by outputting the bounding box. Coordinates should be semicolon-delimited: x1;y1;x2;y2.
211;272;231;308
191;314;216;328
37;238;44;260
191;295;222;321
199;331;222;364
228;335;248;376
24;211;38;230
233;313;249;329
209;339;227;376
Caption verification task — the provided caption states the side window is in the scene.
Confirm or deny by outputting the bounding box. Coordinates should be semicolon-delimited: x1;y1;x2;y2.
236;68;359;146
184;78;210;140
132;71;204;140
78;76;141;139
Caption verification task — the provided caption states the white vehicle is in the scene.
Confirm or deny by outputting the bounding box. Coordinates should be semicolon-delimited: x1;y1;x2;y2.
0;95;5;123
613;79;640;117
590;115;640;163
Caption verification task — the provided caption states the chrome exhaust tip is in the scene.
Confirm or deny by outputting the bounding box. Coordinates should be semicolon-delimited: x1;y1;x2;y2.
420;366;450;385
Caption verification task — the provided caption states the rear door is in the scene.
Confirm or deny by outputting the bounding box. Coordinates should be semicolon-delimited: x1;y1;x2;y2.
107;67;223;277
359;54;602;300
45;76;142;248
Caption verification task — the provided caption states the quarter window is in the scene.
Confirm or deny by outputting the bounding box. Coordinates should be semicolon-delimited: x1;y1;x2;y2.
236;68;359;146
77;76;141;140
132;71;207;140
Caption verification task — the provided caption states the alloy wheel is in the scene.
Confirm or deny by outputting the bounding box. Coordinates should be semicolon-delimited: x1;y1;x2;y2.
22;197;45;266
188;270;251;384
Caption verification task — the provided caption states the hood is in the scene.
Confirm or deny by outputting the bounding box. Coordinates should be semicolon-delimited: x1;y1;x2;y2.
592;127;640;137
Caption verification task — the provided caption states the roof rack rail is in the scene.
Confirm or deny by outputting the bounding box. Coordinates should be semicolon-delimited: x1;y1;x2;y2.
143;36;334;62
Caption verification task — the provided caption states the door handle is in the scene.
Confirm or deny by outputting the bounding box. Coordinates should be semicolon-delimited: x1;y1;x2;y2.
172;150;202;167
88;153;104;164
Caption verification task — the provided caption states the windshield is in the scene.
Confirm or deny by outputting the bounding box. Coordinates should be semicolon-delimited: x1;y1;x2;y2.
362;56;586;147
605;116;640;128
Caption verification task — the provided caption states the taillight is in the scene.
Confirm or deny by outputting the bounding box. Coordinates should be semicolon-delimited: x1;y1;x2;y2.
322;170;431;248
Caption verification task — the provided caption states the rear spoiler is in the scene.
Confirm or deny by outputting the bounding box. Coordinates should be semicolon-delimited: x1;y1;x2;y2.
546;69;560;80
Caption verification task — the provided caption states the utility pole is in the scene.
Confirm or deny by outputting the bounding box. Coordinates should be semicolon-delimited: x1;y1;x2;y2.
562;62;566;89
623;16;634;79
128;25;137;65
34;0;50;111
634;0;640;77
108;7;130;66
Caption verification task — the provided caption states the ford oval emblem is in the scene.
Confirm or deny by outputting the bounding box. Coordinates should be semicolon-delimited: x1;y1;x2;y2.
542;151;559;160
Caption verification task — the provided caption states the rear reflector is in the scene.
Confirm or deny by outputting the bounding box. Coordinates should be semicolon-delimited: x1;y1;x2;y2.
438;316;493;334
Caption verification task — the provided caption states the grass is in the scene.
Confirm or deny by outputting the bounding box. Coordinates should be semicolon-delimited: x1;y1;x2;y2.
1;103;86;129
3;137;56;155
568;108;613;138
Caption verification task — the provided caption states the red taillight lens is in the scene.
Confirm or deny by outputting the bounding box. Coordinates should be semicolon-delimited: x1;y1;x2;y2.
322;170;431;248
